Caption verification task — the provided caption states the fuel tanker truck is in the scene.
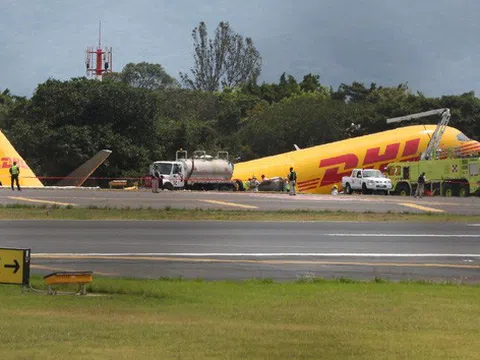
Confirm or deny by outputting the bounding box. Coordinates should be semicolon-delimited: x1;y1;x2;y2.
149;150;238;191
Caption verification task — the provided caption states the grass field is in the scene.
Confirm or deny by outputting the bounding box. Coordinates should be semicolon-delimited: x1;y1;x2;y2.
0;204;479;222
0;277;479;359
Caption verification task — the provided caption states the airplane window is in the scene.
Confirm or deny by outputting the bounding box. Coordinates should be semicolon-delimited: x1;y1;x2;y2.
457;133;471;142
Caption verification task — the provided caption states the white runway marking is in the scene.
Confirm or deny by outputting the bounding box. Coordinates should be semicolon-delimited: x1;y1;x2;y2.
34;253;480;258
325;233;480;238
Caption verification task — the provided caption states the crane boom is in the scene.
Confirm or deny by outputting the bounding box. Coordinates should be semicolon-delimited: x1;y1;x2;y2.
386;108;448;123
386;108;451;160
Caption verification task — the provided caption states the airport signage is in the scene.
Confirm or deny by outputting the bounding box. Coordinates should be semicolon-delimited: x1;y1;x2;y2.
0;248;30;286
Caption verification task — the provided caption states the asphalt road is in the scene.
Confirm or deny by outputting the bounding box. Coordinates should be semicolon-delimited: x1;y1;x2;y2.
1;220;479;282
1;188;480;214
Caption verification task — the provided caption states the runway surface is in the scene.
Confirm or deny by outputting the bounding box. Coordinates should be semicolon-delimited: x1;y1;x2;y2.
2;220;479;282
1;188;480;214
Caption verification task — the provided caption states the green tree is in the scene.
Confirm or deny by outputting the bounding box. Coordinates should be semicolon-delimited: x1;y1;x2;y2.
300;74;322;92
155;88;217;122
6;78;159;178
332;82;378;103
241;73;330;104
118;62;178;90
438;91;480;140
215;89;260;135
239;92;340;159
180;21;262;91
0;89;13;129
3;71;479;185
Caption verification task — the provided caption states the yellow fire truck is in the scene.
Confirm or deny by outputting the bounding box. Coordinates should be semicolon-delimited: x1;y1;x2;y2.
385;109;480;197
387;156;480;196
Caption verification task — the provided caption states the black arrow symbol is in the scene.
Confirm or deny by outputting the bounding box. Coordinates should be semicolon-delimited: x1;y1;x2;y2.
4;260;20;274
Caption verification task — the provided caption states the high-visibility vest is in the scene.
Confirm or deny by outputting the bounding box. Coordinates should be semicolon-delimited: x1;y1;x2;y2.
11;165;19;176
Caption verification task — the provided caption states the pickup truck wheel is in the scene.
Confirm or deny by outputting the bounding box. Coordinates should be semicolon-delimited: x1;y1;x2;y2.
361;183;371;195
164;182;174;191
345;183;352;195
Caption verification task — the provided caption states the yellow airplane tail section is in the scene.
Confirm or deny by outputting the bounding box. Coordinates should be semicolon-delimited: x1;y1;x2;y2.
0;130;43;187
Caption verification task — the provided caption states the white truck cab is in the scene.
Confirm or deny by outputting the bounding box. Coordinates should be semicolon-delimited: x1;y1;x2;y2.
150;161;185;190
341;168;392;195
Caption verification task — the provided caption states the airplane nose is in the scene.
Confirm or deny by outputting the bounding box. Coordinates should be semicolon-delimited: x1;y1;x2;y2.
461;141;480;156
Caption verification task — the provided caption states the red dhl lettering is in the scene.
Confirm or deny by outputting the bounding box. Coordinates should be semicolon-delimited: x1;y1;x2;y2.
402;138;420;157
319;154;359;186
1;157;9;169
318;138;421;187
363;143;400;165
1;157;28;169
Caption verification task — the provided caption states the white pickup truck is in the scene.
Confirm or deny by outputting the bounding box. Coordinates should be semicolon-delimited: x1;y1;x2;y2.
341;169;392;195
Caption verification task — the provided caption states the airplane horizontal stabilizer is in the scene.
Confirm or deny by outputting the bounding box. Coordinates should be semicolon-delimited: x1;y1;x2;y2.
57;149;112;187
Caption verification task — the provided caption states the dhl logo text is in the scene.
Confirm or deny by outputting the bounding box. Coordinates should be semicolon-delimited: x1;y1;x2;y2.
310;138;421;189
1;157;28;169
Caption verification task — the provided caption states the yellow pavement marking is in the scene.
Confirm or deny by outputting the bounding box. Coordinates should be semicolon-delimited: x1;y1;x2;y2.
200;200;258;209
400;202;444;213
388;199;464;206
31;264;115;276
32;255;480;269
8;196;76;207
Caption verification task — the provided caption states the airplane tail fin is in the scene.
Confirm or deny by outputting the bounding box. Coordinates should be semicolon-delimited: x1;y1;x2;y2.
0;130;43;187
56;149;112;187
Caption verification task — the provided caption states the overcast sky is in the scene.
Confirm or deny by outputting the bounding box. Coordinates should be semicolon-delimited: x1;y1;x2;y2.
1;0;479;97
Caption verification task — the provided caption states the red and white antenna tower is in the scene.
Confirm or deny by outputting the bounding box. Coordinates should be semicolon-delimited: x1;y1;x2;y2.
85;21;113;80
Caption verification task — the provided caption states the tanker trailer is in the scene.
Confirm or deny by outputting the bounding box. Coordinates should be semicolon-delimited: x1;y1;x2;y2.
149;150;238;191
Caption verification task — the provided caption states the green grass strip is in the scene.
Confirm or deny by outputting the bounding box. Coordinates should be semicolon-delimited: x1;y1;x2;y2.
0;276;479;359
0;204;478;222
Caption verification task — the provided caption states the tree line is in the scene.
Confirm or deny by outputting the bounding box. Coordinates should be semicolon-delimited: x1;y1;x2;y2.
0;22;479;184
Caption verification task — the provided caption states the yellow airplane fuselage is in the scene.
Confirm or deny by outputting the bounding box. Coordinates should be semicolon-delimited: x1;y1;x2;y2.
232;125;480;194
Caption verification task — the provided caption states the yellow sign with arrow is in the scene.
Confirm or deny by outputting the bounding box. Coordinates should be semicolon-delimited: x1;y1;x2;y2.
0;248;30;286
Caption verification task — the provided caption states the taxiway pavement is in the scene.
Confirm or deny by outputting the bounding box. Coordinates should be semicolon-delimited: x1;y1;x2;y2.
1;188;479;214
